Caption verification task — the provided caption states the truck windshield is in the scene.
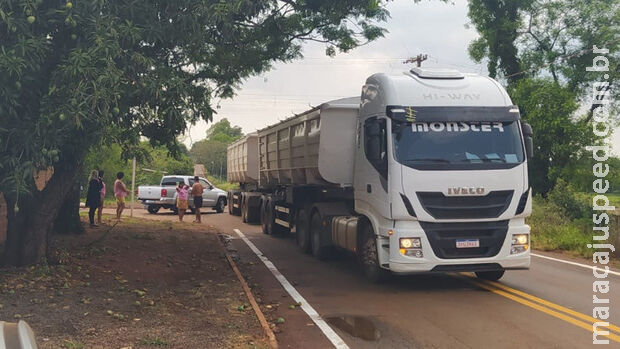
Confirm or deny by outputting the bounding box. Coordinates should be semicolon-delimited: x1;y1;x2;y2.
392;121;524;170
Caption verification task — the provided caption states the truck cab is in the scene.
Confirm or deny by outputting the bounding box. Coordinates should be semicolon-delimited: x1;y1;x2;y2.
353;68;533;280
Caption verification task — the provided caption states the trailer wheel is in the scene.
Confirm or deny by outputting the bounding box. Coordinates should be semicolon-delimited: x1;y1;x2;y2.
310;211;330;260
359;223;388;283
296;209;311;253
147;205;160;214
475;270;505;281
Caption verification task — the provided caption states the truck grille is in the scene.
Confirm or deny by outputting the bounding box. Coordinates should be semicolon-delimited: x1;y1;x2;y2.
420;220;509;259
416;190;513;219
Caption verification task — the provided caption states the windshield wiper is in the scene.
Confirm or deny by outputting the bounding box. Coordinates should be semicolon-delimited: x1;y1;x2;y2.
456;158;507;163
405;158;451;163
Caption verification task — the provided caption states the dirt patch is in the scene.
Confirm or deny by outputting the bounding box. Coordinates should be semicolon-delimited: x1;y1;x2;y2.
0;215;269;349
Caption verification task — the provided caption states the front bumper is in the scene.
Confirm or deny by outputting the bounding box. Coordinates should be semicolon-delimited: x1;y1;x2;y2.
384;219;530;274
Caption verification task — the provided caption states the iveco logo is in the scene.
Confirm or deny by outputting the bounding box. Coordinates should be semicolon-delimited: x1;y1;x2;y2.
446;187;486;196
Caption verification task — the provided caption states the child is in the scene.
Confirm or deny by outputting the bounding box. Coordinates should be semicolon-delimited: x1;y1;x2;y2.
176;182;189;222
114;172;129;220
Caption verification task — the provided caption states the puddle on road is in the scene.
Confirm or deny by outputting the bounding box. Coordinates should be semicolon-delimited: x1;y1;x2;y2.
326;316;380;341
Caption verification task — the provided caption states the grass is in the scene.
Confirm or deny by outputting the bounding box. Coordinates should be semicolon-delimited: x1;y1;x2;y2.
529;194;620;259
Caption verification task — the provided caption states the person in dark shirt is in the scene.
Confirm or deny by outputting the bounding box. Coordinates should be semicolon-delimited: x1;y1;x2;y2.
85;170;103;227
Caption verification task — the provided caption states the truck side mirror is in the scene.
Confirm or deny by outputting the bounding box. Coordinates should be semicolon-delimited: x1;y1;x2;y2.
521;121;533;159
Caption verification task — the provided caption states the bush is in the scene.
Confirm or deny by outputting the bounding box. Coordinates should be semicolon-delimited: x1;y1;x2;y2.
546;179;591;219
528;195;592;257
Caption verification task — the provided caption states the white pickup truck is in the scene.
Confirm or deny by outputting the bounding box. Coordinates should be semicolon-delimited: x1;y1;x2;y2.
137;175;227;214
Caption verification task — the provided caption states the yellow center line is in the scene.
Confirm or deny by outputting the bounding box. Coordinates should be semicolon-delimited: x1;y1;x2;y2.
455;273;620;343
481;278;620;334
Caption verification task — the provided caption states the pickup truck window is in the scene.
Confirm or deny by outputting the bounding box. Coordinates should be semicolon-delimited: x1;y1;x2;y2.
161;177;183;186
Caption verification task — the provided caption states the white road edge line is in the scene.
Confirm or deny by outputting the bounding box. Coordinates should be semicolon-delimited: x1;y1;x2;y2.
233;229;350;349
531;253;620;277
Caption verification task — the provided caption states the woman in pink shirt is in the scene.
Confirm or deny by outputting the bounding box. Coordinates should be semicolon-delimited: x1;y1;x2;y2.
114;172;129;220
176;182;189;222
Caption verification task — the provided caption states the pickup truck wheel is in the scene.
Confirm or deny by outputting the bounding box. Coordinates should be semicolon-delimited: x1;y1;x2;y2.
296;209;311;253
359;224;388;283
310;211;330;260
147;205;160;214
475;270;505;281
215;198;225;213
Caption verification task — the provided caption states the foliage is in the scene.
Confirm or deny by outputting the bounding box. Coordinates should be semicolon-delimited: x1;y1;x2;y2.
546;179;591;219
509;78;595;193
0;0;392;265
83;143;193;198
205;118;243;144
529;195;592;257
190;118;244;179
0;0;390;199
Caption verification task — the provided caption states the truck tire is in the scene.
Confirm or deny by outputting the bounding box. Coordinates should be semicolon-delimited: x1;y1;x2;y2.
260;198;268;234
228;192;233;215
475;270;505;281
263;198;273;234
215;197;226;213
147;205;160;214
296;209;311;253
241;194;248;222
359;223;388;283
310;211;330;260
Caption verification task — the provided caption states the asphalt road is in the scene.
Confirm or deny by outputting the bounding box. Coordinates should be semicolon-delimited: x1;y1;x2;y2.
119;207;620;348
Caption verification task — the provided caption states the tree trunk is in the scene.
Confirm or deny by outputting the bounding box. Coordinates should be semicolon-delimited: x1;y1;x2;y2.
54;180;84;235
2;160;82;266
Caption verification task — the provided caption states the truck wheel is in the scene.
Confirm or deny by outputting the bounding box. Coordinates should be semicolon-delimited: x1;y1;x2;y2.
228;193;233;215
296;209;311;253
241;194;248;222
359;223;388;283
215;198;225;213
475;270;505;281
147;205;160;214
310;211;330;260
263;198;273;235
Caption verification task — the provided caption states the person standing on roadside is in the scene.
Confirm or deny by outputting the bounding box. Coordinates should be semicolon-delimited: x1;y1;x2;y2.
114;172;129;220
85;170;102;227
176;182;189;222
97;170;106;225
191;176;204;223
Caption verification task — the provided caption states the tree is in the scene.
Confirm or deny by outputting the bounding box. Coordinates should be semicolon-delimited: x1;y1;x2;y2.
0;0;390;266
205;118;243;144
509;78;593;194
467;0;619;194
191;118;243;178
190;140;229;179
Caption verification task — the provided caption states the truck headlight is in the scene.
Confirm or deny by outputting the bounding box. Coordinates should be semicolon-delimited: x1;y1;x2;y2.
399;238;423;258
399;238;421;249
511;234;529;254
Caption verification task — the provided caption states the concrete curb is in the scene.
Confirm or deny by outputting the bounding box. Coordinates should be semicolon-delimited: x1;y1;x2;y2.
215;233;278;349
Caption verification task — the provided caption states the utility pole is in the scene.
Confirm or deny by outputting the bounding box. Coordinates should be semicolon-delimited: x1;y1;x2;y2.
404;54;428;67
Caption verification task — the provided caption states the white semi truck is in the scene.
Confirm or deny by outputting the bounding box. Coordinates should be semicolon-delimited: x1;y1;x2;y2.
227;68;533;282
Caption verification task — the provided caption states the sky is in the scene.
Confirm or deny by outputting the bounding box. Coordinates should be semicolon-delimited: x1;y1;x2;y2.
184;0;619;155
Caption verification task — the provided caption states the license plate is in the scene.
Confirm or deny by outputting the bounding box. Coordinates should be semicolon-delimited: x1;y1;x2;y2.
456;239;480;248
